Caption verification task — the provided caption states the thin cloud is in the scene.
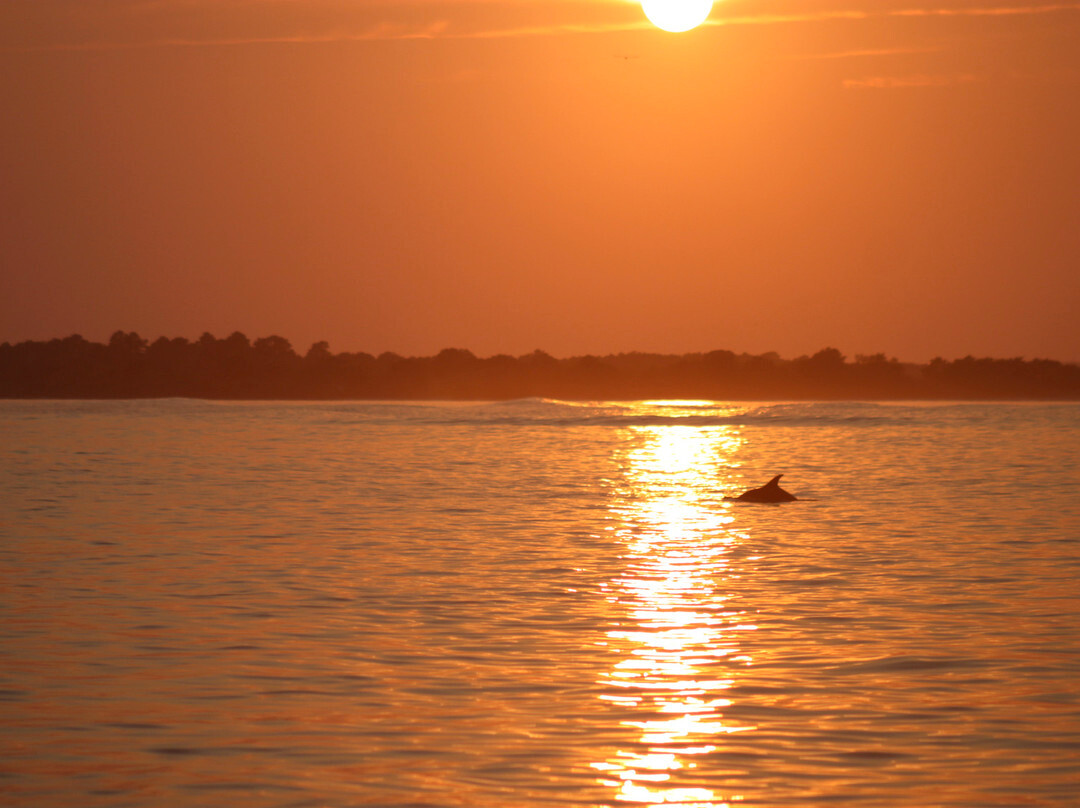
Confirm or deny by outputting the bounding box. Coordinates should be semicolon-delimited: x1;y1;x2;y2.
456;20;652;38
843;72;979;88
889;2;1080;15
458;1;1080;40
791;46;940;60
704;2;1080;29
3;21;454;52
3;19;649;52
5;1;1080;51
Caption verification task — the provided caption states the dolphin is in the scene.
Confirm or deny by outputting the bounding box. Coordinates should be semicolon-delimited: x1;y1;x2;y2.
728;474;797;503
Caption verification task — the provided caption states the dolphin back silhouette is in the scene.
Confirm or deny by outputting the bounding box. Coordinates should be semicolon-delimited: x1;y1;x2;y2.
728;474;797;503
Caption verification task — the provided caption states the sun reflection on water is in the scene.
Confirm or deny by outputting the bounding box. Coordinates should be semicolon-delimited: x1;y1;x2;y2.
596;416;755;806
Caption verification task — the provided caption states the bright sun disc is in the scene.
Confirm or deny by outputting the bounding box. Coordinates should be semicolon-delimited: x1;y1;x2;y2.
641;0;713;32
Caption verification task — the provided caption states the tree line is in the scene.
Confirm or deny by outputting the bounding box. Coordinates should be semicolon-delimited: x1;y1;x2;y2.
1;331;1078;400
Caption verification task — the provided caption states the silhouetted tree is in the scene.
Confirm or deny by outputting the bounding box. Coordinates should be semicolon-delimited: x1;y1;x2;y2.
2;334;1079;400
306;341;332;361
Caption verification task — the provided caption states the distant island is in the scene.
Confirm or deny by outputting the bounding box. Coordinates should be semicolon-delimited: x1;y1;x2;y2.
2;332;1078;400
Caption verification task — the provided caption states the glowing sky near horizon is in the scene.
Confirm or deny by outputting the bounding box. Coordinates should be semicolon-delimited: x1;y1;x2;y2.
1;0;1078;361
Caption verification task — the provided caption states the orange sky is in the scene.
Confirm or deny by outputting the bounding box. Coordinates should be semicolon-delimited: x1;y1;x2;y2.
1;0;1078;361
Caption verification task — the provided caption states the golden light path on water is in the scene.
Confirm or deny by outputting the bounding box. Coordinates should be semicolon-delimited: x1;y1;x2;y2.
595;408;757;806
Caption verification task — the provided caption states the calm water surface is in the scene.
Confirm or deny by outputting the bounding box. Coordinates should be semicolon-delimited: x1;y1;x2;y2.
1;400;1078;807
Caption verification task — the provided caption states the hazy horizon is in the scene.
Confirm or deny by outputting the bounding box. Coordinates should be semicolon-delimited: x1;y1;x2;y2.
5;329;1080;366
6;332;1078;401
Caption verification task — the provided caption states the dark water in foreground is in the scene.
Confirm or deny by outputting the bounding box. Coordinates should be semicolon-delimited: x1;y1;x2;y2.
2;400;1078;807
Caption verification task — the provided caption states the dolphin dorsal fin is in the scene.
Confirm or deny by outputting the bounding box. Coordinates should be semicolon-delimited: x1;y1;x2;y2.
766;474;783;487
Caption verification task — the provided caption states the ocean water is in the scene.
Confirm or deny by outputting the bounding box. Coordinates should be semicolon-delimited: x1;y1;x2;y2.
1;399;1078;807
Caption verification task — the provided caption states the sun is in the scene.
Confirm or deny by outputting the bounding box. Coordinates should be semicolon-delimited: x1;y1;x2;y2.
641;0;713;32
